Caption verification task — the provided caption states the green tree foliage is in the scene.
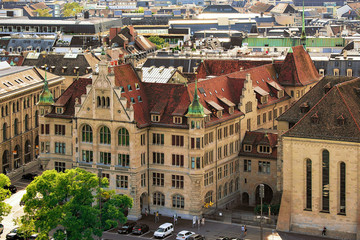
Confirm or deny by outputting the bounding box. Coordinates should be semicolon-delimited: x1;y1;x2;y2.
34;9;52;17
20;168;132;240
148;36;166;49
0;174;12;222
63;2;83;17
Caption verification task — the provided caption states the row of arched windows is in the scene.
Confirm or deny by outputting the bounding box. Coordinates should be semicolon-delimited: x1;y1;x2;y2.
153;192;185;209
97;96;110;108
2;112;38;142
305;150;346;214
218;178;239;200
81;124;129;146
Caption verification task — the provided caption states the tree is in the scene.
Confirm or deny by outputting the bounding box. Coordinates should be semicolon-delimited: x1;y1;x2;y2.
63;2;83;17
20;168;133;240
34;9;52;17
148;36;166;49
0;174;12;222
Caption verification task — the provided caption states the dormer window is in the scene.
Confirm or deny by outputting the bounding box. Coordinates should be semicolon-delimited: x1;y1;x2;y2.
229;106;234;114
173;116;182;124
205;115;210;122
130;97;135;104
135;83;140;90
120;86;125;93
261;95;268;104
258;145;271;154
62;66;67;73
217;110;223;118
128;85;132;91
311;112;319;124
74;66;79;74
86;67;92;74
138;96;142;102
50;66;55;73
337;114;345;126
152;115;160;122
300;102;310;113
277;90;284;98
244;144;252;152
324;82;331;94
56;107;63;114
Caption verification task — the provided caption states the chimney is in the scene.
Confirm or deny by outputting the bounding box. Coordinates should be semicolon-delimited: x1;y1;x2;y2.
246;73;251;82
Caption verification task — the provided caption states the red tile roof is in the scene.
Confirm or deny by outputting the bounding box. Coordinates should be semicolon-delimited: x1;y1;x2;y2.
277;46;321;87
239;131;278;159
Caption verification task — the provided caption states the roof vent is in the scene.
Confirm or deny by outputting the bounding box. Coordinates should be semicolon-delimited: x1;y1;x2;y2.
324;82;331;94
311;111;319;124
337;114;345;126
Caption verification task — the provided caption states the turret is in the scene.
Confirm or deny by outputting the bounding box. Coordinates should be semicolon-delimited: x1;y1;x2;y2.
37;65;54;116
186;79;206;129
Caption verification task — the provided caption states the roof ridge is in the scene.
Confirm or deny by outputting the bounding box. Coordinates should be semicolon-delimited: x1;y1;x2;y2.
335;85;360;132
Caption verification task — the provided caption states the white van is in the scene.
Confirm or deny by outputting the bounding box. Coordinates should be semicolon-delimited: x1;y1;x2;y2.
153;223;174;238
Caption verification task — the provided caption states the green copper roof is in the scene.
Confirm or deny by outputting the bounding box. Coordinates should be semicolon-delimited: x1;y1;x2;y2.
186;80;205;118
38;69;54;106
242;37;344;48
10;60;15;66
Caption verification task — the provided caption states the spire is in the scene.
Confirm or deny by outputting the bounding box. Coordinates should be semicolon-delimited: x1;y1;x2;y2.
186;79;205;118
300;0;306;47
37;65;54;106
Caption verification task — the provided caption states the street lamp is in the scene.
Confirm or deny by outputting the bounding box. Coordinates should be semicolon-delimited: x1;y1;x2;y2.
259;184;264;240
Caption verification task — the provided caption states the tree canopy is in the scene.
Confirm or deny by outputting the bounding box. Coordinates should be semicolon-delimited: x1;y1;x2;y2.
63;2;83;17
0;174;12;222
148;36;167;49
20;168;132;240
34;9;52;17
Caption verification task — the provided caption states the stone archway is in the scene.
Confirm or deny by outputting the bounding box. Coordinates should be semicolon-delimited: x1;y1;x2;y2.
255;184;273;205
242;192;249;205
140;192;149;215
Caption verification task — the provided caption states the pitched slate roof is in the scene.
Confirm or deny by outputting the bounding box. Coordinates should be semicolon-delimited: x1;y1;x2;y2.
46;78;92;118
277;76;356;123
239;130;278;159
284;77;360;142
277;46;321;87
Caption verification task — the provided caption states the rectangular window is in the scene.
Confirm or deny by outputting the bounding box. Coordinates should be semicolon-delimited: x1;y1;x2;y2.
217;147;222;160
54;142;66;154
141;173;146;187
100;152;111;165
118;154;130;167
204;150;214;166
322;151;330;212
268;111;272;121
141;134;146;145
152;133;164;145
258;145;270;154
55;162;65;172
172;175;184;189
235;122;239;133
244;159;251;172
224;126;228;138
116;175;128;189
172;135;184;147
191;157;202;169
141;152;146;166
209;132;214;143
172;154;184;167
306;159;312;210
229;124;234;135
41;124;44;134
230;162;234;174
230;142;234;155
235;140;240;152
257;115;261;125
274;109;278;118
263;113;266;123
209;171;214;184
45;124;49;134
247;119;251;131
218;128;222;140
82;150;93;163
191;137;201;149
244;144;252;152
152;172;164;186
217;167;222;180
258;161;270;174
204;171;213;186
235;159;239;172
224;144;228;157
153;152;164;164
224;164;228;177
54;124;66;135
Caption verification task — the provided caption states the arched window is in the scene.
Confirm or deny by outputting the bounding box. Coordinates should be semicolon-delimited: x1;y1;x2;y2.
35;111;39;127
106;97;110;107
97;96;101;107
82;125;93;143
14;118;19;136
306;159;312;210
3;123;7;141
235;177;239;191
205;191;213;204
322;150;330;212
118;128;129;146
339;162;346;214
24;140;31;163
102;97;105;107
224;183;228;197
153;192;165;206
229;180;233;194
218;186;222;200
99;126;111;144
172;194;184;209
24;114;29;131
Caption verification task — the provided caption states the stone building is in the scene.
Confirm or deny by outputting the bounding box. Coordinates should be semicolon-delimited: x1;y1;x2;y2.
0;61;63;175
277;76;360;239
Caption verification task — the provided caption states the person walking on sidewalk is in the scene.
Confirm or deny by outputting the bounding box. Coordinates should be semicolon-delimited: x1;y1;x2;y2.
322;226;327;236
244;225;247;237
241;225;245;236
197;218;201;230
201;217;205;226
192;216;196;228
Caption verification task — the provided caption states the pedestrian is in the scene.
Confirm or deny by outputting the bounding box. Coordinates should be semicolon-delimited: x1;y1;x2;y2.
241;225;245;235
173;214;177;225
244;225;247;236
192;216;196;228
201;217;205;226
156;211;159;223
154;211;157;223
145;208;149;216
197;218;201;230
322;226;327;236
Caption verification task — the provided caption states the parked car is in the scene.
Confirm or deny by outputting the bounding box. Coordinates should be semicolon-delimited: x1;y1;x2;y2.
21;173;37;181
154;223;174;238
176;230;195;240
6;228;22;240
118;222;137;234
229;238;242;240
188;234;206;240
0;223;4;235
216;237;229;240
4;185;17;194
132;223;149;235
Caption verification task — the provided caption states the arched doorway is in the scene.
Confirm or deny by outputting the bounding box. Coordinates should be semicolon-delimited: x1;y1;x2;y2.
255;184;273;205
13;145;21;169
25;140;31;164
2;150;9;174
242;192;249;205
140;192;148;214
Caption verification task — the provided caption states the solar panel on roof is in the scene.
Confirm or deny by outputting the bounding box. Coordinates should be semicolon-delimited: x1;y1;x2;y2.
198;87;205;94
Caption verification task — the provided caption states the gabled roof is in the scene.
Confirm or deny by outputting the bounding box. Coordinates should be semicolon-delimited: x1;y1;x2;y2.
135;36;156;51
278;76;356;123
270;3;295;14
277;45;321;87
284;77;360;142
239;131;278;159
250;2;274;13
